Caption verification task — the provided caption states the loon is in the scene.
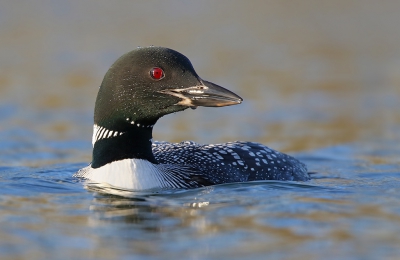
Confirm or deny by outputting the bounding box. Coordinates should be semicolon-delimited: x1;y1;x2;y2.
75;46;309;191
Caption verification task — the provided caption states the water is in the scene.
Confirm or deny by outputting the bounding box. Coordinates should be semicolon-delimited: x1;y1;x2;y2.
1;147;400;259
1;1;400;259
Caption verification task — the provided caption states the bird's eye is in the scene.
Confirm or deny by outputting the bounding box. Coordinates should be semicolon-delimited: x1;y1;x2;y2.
150;67;165;80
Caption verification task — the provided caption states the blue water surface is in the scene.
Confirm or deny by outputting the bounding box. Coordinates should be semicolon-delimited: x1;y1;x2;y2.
1;137;400;260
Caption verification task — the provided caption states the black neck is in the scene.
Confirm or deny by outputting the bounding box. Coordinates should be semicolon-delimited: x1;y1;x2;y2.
91;124;156;168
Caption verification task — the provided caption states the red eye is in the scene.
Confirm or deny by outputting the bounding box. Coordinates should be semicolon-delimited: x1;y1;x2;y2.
150;67;165;80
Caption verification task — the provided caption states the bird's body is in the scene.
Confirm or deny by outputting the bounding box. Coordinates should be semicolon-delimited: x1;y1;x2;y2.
75;46;309;191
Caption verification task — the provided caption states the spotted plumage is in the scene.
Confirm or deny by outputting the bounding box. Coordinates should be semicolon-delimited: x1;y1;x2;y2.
74;46;309;191
152;141;308;184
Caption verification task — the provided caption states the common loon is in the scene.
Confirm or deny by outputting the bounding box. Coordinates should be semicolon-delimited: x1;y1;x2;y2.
75;46;309;190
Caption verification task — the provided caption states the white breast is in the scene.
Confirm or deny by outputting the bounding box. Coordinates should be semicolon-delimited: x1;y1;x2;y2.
79;159;167;191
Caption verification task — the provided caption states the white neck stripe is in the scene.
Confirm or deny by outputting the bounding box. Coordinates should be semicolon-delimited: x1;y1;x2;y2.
92;124;125;147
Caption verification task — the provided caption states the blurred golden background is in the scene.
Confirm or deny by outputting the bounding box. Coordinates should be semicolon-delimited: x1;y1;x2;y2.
1;1;400;165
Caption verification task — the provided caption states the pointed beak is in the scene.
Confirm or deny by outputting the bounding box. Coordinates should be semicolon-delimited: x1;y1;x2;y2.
159;80;243;107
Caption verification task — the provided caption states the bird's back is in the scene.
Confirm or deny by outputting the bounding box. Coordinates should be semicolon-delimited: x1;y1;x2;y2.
152;141;309;184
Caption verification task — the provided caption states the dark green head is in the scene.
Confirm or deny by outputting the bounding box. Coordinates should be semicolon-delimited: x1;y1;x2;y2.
94;46;242;130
